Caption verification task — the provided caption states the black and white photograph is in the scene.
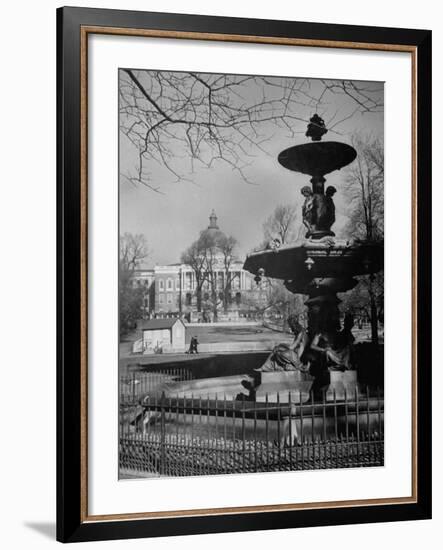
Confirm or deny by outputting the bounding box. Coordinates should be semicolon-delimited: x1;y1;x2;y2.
118;69;385;479
0;0;435;546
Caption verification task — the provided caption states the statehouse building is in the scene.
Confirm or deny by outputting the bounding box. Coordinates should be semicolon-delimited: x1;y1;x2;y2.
133;211;268;322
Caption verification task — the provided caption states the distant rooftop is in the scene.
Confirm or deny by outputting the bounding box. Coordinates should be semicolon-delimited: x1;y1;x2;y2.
139;318;184;331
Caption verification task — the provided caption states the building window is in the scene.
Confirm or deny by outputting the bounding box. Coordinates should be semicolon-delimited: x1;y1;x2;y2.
185;272;192;290
159;280;164;291
167;294;172;304
159;294;164;304
167;278;173;291
231;272;238;290
186;293;192;306
175;278;180;291
235;292;242;306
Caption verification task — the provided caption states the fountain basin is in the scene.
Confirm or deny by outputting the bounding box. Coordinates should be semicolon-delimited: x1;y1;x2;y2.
278;141;357;177
156;372;313;403
244;242;383;289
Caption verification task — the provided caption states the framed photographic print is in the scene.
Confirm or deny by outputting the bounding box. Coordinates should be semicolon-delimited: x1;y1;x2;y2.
57;6;432;543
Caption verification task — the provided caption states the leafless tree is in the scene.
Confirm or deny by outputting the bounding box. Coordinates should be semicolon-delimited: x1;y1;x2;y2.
181;239;208;313
217;234;239;313
320;80;384;115
242;278;305;327
344;134;384;242
120;233;149;271
244;205;303;321
342;134;384;344
119;69;384;188
262;204;298;245
341;273;384;329
119;233;149;337
181;230;239;319
199;231;223;322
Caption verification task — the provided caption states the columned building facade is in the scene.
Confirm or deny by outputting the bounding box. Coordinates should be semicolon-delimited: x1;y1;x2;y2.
133;211;269;321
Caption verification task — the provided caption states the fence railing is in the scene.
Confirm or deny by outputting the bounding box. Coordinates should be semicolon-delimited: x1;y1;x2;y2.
120;368;193;404
119;384;384;477
120;431;382;477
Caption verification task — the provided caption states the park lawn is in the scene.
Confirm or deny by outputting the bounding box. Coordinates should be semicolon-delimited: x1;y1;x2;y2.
184;325;289;344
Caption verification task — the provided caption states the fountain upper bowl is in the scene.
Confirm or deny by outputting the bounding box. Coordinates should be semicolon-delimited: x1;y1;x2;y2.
278;141;357;177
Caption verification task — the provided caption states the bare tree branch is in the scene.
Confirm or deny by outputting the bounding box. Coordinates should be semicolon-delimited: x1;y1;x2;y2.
120;70;384;187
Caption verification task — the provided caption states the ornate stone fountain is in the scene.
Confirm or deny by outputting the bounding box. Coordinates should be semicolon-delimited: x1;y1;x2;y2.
136;117;384;451
243;115;383;393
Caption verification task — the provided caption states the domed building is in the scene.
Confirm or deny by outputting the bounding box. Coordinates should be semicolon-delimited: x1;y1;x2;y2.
134;211;268;322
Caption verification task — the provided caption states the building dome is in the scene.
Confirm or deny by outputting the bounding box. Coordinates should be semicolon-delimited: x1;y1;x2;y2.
208;209;219;230
200;210;227;244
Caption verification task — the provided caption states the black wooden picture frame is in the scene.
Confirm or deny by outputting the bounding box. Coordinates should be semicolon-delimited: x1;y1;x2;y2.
57;6;432;543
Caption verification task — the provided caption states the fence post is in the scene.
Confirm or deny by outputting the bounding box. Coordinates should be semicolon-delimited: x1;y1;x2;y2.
160;391;166;475
241;394;246;472
288;392;293;470
355;386;360;463
277;392;281;469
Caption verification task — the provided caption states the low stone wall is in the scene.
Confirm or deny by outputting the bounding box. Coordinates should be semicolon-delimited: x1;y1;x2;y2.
262;320;292;333
132;338;290;355
185;321;261;327
197;340;288;353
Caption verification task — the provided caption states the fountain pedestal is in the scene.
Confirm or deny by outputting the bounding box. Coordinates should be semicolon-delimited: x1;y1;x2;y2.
326;370;361;401
255;370;313;403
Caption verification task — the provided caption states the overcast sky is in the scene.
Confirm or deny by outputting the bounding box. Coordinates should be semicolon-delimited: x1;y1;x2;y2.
119;72;383;267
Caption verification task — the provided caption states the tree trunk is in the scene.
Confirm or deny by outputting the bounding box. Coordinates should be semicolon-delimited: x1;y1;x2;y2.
212;291;218;322
223;285;230;313
223;273;232;314
196;287;202;312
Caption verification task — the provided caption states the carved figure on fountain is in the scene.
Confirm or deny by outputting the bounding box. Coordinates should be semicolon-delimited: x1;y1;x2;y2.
256;320;310;374
305;294;341;339
324;185;337;228
301;184;337;239
301;186;315;236
305;114;328;142
310;313;356;371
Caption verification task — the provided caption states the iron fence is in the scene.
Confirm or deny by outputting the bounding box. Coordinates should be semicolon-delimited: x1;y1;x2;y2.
119;380;384;477
120;368;193;404
120;431;382;477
